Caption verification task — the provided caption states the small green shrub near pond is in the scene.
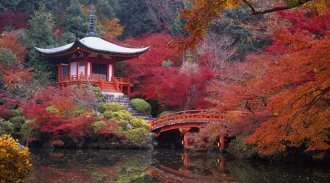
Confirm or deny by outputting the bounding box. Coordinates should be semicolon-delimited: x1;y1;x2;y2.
130;118;148;129
105;110;149;130
97;102;125;113
130;98;151;115
122;128;150;148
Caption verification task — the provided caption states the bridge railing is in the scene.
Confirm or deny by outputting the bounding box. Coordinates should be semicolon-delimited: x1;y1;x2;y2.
150;110;225;130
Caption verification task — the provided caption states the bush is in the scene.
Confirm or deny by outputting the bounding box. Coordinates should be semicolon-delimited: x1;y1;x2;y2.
110;110;134;122
130;118;148;129
0;135;32;182
12;107;23;116
228;135;257;159
122;128;150;148
9;116;25;130
97;102;125;113
104;110;148;131
20;120;40;140
90;120;106;133
46;105;59;113
0;48;16;67
117;120;129;129
0;119;14;135
130;98;151;115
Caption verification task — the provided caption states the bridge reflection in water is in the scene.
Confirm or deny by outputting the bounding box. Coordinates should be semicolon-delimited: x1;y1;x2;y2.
148;151;235;183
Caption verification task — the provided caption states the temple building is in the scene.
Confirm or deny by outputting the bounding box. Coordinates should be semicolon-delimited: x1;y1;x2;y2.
35;6;149;95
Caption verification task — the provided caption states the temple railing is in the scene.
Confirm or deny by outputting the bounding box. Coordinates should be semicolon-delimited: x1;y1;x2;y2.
58;75;132;94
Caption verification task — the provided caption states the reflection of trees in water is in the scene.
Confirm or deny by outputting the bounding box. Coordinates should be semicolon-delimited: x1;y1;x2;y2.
226;160;330;183
27;149;152;183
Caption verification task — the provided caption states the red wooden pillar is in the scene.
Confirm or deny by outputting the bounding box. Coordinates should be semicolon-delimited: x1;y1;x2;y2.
219;156;225;173
183;152;189;168
106;63;109;81
219;135;225;152
85;61;88;77
182;129;189;149
57;64;61;82
127;85;131;95
116;81;119;92
112;63;116;78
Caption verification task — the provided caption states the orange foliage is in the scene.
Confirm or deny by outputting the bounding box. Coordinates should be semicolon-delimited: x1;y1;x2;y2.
206;11;329;158
1;68;32;89
0;32;26;64
101;18;123;39
0;32;31;90
245;34;330;157
242;12;330;157
180;0;330;49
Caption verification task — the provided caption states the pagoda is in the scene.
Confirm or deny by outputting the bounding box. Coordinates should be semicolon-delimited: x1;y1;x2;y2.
35;5;149;95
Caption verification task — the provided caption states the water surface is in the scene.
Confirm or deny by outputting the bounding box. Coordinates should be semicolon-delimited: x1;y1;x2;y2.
27;149;330;183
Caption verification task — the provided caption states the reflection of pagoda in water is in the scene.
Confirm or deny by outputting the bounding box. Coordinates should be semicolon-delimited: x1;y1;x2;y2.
148;152;236;183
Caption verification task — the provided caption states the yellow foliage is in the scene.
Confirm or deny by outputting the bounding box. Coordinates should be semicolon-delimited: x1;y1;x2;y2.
100;18;124;39
307;0;330;14
225;0;241;9
0;135;32;183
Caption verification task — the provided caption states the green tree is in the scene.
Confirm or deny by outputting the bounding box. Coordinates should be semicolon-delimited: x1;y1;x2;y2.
96;0;115;20
63;0;88;38
0;0;22;11
112;0;158;38
209;8;271;60
23;9;57;85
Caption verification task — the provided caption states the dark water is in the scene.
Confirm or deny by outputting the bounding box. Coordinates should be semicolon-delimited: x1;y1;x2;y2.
26;149;330;183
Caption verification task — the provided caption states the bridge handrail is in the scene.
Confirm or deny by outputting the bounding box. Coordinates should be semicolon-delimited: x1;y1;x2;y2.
150;110;224;130
156;110;212;120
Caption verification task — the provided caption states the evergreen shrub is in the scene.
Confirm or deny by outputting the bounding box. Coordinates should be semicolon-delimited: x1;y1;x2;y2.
97;102;124;113
130;98;151;115
122;128;150;147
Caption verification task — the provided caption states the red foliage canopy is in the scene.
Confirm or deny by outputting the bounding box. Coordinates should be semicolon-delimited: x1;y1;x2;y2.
23;87;96;140
0;91;19;119
0;11;28;32
123;33;213;110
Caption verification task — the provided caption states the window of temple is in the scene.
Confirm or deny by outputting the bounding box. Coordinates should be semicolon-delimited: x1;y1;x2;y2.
78;61;86;76
92;63;107;80
60;65;69;79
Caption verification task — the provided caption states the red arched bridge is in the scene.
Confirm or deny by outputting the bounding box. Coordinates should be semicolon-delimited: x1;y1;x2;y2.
150;110;245;150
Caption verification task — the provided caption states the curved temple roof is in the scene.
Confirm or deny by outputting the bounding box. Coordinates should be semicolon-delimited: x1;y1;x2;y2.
35;36;149;56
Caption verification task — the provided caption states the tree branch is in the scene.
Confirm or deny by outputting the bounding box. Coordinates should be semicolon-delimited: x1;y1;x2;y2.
242;0;313;15
303;86;330;113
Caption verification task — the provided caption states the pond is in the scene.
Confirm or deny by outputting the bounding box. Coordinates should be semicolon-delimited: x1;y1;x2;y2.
26;149;330;183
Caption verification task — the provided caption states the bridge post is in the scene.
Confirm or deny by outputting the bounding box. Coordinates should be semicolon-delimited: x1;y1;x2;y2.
219;135;225;152
182;129;189;149
219;156;225;173
183;152;189;168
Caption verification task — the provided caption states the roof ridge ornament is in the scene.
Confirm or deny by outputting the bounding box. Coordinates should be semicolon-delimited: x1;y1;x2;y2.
86;3;97;37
